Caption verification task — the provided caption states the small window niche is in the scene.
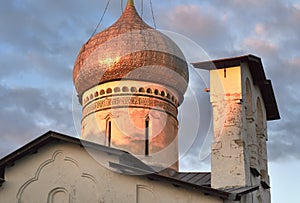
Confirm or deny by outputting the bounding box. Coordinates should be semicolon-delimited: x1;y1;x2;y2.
106;119;112;147
145;116;150;156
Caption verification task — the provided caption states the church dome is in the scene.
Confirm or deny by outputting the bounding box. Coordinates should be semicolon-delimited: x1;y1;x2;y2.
73;0;189;103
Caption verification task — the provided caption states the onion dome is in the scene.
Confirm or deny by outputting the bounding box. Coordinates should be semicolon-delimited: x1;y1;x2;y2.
73;0;189;103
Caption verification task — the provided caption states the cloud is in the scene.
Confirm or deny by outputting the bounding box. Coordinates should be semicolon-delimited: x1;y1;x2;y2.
0;84;75;158
154;3;235;56
0;1;78;84
266;55;300;161
242;38;278;57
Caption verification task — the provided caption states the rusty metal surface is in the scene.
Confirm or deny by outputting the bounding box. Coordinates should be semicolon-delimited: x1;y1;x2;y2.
73;2;189;99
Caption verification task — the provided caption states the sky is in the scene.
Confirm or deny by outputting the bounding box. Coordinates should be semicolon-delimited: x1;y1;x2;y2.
0;0;299;202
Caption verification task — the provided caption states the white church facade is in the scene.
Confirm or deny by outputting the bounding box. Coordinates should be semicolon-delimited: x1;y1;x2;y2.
0;0;279;202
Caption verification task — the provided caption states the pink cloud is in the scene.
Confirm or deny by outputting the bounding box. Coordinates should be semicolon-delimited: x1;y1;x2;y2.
157;4;233;51
255;23;267;36
242;38;278;55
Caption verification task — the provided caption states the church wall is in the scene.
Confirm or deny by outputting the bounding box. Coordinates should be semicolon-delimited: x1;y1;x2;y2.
0;142;223;203
210;63;270;203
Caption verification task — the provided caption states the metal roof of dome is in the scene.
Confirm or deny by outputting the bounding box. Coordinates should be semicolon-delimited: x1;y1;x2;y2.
73;0;189;103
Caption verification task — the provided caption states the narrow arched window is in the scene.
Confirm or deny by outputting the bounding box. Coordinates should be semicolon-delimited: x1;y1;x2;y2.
106;119;112;147
145;117;150;156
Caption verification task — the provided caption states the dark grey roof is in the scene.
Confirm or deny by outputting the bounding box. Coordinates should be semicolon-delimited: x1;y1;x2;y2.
224;186;260;194
0;131;259;201
192;54;280;121
168;172;211;186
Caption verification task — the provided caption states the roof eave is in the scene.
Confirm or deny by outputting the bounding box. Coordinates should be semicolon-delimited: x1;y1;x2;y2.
0;131;129;169
192;54;280;120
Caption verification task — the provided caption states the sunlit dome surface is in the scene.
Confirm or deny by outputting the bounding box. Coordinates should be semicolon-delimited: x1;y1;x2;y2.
73;0;189;102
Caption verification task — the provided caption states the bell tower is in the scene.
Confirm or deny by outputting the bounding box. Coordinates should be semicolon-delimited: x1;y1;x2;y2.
197;55;280;203
73;0;189;172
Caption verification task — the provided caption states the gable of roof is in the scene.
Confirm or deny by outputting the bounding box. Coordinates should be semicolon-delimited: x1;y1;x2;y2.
192;54;280;120
0;131;259;201
0;130;152;172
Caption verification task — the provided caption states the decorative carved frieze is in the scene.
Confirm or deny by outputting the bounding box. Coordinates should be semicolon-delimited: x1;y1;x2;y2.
82;95;177;120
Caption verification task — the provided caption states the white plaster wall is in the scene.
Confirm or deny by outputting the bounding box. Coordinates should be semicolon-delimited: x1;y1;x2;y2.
210;63;270;203
210;66;249;189
0;142;223;203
